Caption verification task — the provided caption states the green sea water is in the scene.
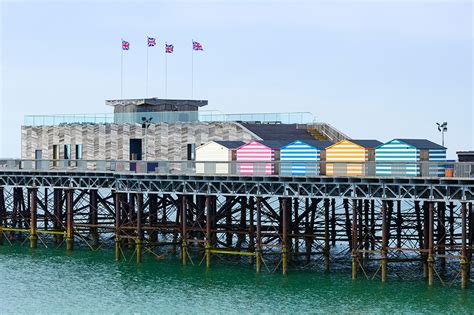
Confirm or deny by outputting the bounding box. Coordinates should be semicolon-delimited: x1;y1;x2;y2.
0;245;472;314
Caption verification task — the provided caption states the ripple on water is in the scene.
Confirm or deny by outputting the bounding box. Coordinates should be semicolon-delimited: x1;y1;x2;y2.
0;246;472;314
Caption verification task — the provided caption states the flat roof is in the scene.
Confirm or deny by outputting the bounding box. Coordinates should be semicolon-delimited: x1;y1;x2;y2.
105;98;208;107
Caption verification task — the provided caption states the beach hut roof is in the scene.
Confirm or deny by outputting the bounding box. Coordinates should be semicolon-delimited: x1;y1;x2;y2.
392;139;446;150
338;139;382;149
213;141;246;149
282;139;334;150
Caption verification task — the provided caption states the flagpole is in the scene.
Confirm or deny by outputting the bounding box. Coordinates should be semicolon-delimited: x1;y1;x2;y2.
165;42;168;98
121;38;124;99
146;38;149;98
191;39;194;99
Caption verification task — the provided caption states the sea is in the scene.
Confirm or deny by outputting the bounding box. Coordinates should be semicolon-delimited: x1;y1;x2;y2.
0;245;472;314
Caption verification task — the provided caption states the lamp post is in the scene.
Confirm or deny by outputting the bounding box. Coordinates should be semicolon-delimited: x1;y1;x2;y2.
436;122;447;147
141;117;153;161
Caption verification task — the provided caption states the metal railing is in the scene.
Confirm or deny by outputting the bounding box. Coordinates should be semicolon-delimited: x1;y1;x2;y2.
23;111;315;126
0;159;472;178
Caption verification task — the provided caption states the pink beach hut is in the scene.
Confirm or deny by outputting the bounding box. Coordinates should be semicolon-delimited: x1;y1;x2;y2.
236;140;287;175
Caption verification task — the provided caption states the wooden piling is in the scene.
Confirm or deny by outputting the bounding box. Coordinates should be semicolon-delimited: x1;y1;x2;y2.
351;199;357;280
136;193;143;264
324;199;330;272
66;189;74;251
29;188;38;249
205;195;212;269
256;197;262;273
181;194;187;265
381;200;388;282
427;202;434;286
460;202;468;289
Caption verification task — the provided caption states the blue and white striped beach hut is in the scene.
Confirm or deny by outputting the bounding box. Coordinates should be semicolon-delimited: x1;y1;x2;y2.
375;139;447;177
280;140;333;176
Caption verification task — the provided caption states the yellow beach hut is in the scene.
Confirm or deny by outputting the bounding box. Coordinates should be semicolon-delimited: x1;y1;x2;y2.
325;139;382;176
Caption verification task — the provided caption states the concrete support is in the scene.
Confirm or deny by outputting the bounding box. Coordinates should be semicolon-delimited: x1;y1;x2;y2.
66;189;74;251
29;188;38;249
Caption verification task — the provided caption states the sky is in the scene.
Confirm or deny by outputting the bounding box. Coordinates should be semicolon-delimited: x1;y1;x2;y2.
0;0;472;158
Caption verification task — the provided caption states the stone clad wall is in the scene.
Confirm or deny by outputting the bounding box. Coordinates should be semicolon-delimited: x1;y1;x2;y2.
21;122;257;161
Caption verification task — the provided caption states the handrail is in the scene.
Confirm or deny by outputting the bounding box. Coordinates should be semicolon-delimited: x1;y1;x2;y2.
0;159;471;178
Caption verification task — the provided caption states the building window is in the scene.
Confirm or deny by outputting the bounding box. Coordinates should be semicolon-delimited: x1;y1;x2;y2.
64;144;71;160
187;143;196;161
76;144;83;160
53;145;59;160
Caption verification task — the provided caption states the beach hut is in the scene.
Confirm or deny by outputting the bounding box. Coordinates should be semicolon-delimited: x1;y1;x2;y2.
375;139;446;177
325;139;382;176
280;140;333;176
236;140;288;175
196;141;244;174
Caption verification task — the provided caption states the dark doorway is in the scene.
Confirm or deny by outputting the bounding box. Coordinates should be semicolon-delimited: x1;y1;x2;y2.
130;139;142;161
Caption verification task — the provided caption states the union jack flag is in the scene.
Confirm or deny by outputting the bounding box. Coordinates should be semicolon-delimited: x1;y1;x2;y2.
192;41;203;51
147;37;156;47
165;43;174;53
122;40;130;50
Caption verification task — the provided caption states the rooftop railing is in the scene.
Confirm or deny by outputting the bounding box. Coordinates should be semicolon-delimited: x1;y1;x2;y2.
0;159;472;178
23;111;315;126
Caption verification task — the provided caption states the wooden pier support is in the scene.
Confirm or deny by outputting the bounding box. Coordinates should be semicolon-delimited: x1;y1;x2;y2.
205;196;212;269
381;200;388;282
460;202;468;289
114;192;121;261
65;189;74;251
427;202;435;286
256;197;262;273
281;197;289;275
351;199;358;280
181;194;188;265
90;189;99;248
136;193;143;264
324;199;330;272
29;188;38;249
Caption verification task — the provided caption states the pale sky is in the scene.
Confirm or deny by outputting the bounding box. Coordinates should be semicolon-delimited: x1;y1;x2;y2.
1;0;472;158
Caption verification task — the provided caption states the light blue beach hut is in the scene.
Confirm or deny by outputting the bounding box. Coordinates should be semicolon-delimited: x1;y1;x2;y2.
280;140;333;176
375;139;446;177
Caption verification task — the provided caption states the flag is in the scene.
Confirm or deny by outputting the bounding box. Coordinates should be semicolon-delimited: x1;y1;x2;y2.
147;37;156;47
165;43;174;53
192;41;203;51
122;40;130;50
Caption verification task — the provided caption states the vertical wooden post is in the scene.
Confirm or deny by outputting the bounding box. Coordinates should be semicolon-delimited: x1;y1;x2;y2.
66;189;74;251
331;199;336;246
460;202;468;288
324;199;330;272
438;202;446;272
282;197;288;275
114;192;121;261
381;200;388;282
256;197;262;273
428;202;435;286
0;186;4;245
29;188;38;249
396;200;402;249
136;193;143;264
181;194;187;265
148;193;158;243
90;189;99;248
249;197;255;264
205;195;212;269
351;199;358;280
423;201;429;278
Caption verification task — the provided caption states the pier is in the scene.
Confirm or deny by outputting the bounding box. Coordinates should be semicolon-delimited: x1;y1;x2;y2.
0;160;472;288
